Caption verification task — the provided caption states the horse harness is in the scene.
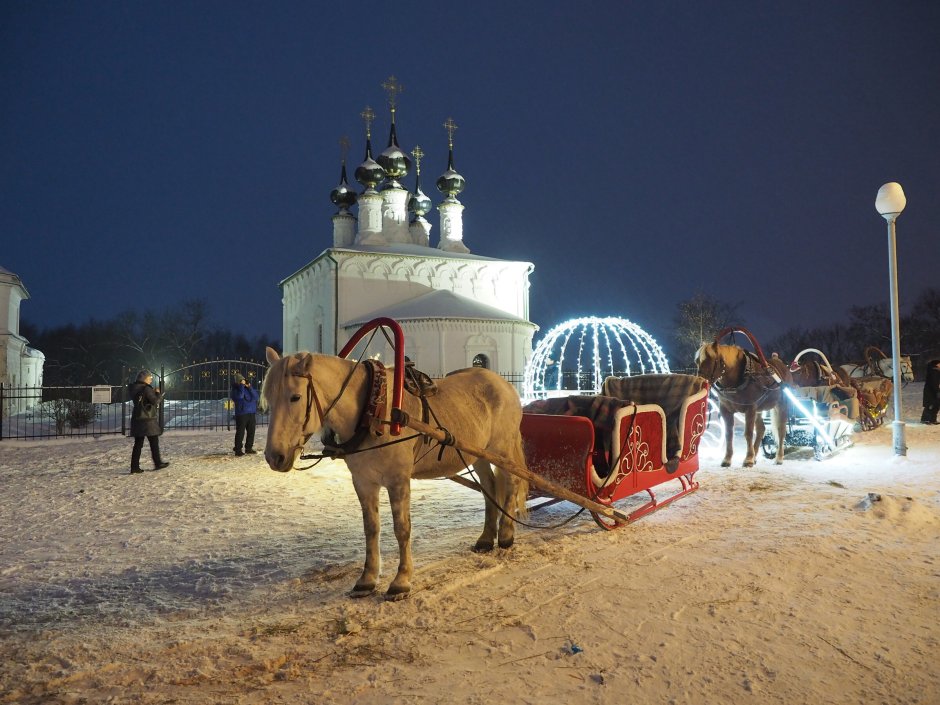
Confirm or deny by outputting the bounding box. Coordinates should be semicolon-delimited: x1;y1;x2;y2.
712;350;783;407
294;358;437;460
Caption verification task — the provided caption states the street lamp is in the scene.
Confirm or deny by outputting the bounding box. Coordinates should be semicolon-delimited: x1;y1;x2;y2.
875;181;907;456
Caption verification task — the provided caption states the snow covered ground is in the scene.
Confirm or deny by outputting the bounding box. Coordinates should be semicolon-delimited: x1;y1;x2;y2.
0;385;937;704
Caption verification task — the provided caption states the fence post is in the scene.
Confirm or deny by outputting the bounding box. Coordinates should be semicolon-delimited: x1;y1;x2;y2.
226;360;232;432
1;383;4;441
121;373;127;436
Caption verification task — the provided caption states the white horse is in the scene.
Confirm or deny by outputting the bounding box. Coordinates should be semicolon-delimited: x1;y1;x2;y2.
261;348;529;601
841;346;914;384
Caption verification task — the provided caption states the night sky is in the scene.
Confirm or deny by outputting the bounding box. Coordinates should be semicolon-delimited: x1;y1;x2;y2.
2;2;938;360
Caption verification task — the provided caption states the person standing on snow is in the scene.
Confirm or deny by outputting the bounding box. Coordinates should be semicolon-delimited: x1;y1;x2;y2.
921;359;940;425
230;372;260;455
128;370;170;474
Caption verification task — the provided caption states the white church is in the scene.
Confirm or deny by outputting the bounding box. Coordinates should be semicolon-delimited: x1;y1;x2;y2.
279;79;537;383
0;265;44;412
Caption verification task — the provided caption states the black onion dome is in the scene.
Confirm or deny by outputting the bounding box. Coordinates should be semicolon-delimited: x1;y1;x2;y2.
330;163;358;211
355;138;385;190
409;186;432;218
377;122;412;185
436;149;465;197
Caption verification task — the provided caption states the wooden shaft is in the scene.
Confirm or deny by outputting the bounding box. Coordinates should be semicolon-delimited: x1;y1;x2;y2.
448;474;482;492
402;415;629;524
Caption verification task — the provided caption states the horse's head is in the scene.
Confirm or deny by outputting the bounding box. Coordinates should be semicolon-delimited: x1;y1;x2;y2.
262;347;319;472
899;356;914;383
694;342;720;381
695;342;738;383
873;355;915;383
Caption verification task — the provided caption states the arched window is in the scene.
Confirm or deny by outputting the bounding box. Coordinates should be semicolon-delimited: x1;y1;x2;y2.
472;354;489;369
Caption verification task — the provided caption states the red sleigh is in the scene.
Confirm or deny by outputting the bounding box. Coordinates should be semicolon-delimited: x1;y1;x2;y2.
521;375;710;529
338;318;710;530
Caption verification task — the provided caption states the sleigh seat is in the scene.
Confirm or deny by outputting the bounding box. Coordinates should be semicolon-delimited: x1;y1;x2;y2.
520;374;710;528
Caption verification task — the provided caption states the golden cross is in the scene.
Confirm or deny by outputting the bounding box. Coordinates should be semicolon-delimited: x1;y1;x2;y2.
360;106;375;139
382;75;403;113
443;117;458;148
411;145;424;174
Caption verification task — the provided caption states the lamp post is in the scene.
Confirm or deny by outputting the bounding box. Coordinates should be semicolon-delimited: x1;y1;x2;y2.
875;182;907;456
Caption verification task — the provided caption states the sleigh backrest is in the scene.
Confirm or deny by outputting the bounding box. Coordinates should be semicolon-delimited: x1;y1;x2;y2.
602;374;709;461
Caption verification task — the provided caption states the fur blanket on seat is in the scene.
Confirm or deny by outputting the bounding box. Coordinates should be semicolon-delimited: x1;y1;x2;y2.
602;374;708;459
522;395;635;437
522;395;637;477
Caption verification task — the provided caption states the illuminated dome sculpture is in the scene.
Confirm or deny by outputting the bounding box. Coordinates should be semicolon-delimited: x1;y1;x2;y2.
523;316;670;400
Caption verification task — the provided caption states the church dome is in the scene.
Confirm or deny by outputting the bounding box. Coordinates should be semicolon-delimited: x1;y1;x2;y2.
436;150;465;198
409;186;432;218
378;122;411;187
355;138;385;190
330;163;358;212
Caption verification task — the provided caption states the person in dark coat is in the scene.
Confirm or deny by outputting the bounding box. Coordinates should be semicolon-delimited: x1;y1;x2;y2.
128;369;169;473
231;372;260;455
921;359;940;424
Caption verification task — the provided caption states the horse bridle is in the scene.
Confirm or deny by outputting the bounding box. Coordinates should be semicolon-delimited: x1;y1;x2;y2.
699;345;727;384
291;369;325;443
287;356;387;458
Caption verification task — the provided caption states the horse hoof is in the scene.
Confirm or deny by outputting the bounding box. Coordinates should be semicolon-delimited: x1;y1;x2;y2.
721;461;731;468
472;540;495;553
384;587;410;601
497;537;515;549
349;585;375;598
743;461;755;468
775;459;783;465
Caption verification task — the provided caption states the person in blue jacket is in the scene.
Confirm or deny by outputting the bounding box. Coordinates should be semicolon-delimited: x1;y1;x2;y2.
231;372;260;455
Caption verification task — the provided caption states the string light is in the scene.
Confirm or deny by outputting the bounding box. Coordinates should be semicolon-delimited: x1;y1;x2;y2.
523;316;671;400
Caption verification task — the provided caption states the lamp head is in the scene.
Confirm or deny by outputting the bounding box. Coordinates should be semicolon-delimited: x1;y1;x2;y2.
876;182;906;220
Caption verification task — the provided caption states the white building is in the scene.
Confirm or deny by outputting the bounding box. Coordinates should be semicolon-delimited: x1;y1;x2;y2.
0;265;44;412
279;89;536;382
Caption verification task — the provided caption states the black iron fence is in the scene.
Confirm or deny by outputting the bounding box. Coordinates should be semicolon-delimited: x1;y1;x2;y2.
1;360;269;441
0;384;128;440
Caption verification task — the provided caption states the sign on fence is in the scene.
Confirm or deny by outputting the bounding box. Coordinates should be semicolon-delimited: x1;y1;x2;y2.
91;386;112;404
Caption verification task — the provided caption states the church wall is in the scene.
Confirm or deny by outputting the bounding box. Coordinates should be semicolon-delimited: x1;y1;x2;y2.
0;286;14;337
282;258;336;355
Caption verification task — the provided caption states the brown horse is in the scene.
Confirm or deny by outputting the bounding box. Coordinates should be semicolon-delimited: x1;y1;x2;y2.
789;348;854;388
695;342;792;467
261;348;528;601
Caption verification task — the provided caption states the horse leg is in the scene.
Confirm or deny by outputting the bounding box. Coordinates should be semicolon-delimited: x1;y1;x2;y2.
773;407;787;465
743;409;757;467
752;413;768;467
384;480;413;601
471;459;499;552
350;476;382;598
720;406;735;467
494;467;518;549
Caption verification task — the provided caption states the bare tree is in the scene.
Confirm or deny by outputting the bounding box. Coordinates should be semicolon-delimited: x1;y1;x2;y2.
160;299;210;366
673;292;742;367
